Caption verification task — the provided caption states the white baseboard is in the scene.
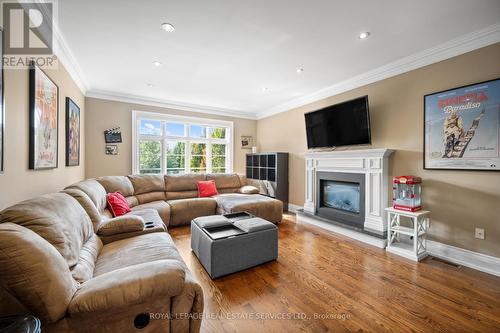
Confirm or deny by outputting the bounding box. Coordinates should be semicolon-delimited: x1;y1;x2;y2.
296;212;387;249
287;203;302;213
427;240;500;277
288;206;500;277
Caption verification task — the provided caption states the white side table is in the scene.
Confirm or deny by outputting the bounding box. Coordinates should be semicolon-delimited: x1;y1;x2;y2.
385;207;430;262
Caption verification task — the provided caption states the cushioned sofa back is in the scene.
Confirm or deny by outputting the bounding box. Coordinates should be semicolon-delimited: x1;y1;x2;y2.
206;174;242;194
0;193;94;269
128;174;167;204
97;176;139;207
63;188;102;230
0;223;78;323
65;179;107;215
165;174;206;200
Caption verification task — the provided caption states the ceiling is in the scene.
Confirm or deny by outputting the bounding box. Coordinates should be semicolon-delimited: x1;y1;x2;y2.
58;0;500;119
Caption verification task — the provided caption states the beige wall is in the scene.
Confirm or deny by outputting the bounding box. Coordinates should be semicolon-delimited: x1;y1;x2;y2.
85;97;257;178
0;65;85;210
257;43;500;257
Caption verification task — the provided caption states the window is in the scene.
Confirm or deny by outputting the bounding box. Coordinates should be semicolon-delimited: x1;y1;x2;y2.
133;111;233;175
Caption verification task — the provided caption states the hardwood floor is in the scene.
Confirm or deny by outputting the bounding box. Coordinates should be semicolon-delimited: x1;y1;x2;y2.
169;214;500;333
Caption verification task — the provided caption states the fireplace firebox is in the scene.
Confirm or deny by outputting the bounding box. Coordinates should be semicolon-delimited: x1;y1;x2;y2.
316;171;365;229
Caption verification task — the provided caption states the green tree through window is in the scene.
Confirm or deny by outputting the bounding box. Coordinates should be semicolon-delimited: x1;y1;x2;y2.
190;143;206;172
139;141;161;174
166;142;186;174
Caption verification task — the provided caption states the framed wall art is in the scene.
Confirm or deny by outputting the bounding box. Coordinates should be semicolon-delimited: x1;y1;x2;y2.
65;97;80;166
29;62;59;170
241;135;253;149
105;145;118;155
424;78;500;171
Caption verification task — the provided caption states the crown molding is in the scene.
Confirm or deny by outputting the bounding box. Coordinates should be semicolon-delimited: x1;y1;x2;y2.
86;89;258;120
31;0;89;94
256;22;500;120
53;24;90;94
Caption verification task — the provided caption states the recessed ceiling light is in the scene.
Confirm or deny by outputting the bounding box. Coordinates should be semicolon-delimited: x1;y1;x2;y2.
296;68;304;74
152;60;162;67
358;31;370;39
262;87;271;92
147;83;155;87
161;22;175;32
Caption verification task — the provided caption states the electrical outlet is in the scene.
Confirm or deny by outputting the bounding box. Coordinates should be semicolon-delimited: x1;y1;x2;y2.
475;228;485;240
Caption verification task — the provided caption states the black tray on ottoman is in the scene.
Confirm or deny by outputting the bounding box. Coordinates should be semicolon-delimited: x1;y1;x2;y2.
203;224;247;240
223;211;254;222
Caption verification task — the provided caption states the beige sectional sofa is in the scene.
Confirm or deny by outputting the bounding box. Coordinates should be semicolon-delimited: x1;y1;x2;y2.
68;173;283;235
0;173;283;333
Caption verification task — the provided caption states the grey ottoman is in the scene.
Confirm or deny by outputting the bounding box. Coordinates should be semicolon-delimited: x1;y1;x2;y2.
191;214;278;279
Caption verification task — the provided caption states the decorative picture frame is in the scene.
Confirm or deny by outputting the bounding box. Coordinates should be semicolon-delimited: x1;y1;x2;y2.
0;28;4;173
241;135;253;149
105;145;118;155
29;62;59;170
65;97;80;166
424;78;500;171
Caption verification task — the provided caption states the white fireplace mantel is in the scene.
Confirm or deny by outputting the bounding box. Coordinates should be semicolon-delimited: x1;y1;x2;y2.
303;148;394;235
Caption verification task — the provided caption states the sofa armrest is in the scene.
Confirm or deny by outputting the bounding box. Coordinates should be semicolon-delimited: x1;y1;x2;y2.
68;260;185;314
97;215;144;236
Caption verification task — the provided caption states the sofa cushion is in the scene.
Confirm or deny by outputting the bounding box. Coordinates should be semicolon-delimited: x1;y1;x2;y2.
131;201;171;225
165;190;199;200
237;174;248;186
0;193;94;268
239;185;260;194
165;174;206;192
167;198;217;227
0;223;78;323
66;179;107;214
135;191;167;204
129;174;167;204
129;174;166;194
63;188;103;230
97;176;135;197
125;195;139;208
94;232;183;277
71;234;102;283
215;194;283;224
69;260;185;315
206;173;242;189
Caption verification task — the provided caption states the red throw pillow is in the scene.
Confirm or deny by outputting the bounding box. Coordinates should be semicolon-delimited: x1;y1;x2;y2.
197;180;218;198
106;192;131;217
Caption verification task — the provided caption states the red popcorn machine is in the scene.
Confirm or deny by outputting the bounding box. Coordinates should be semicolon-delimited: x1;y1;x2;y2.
392;176;422;212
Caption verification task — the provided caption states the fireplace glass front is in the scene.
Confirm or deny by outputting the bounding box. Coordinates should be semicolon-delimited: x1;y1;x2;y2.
320;180;360;214
315;171;366;229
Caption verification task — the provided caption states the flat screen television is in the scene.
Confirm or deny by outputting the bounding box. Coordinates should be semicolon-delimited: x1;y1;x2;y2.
305;95;371;149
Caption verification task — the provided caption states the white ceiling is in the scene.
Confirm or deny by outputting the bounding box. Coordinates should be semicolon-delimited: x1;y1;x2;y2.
58;0;500;119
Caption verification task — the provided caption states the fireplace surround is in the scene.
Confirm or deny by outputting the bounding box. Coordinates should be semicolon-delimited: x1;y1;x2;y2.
299;149;394;247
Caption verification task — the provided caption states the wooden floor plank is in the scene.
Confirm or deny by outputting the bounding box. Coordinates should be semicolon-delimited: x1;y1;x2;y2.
169;214;500;333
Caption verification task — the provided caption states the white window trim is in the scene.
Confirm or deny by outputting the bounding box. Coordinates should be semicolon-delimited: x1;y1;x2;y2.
132;110;234;175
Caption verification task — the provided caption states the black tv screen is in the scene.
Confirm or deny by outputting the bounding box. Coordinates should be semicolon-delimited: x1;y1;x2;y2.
305;96;371;149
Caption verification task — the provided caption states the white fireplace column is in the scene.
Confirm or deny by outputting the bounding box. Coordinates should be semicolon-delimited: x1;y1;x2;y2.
304;149;394;235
